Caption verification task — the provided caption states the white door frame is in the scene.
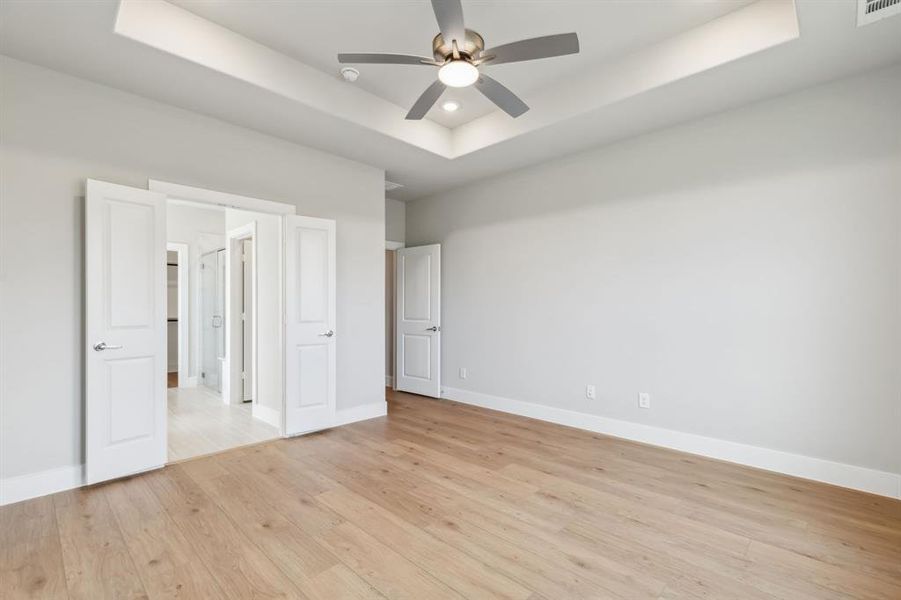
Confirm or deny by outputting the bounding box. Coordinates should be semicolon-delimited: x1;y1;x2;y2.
385;241;404;389
149;180;295;438
225;221;257;408
166;242;190;388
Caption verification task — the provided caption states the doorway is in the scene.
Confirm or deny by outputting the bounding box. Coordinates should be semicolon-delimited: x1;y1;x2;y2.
165;202;277;462
85;179;337;484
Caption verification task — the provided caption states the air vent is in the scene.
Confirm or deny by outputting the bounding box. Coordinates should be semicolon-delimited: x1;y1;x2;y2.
385;180;404;192
858;0;901;26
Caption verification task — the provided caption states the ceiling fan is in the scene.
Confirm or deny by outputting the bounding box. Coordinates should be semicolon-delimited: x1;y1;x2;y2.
337;0;580;120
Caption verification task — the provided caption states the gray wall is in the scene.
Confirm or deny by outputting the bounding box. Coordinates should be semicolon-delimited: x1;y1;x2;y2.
386;197;406;243
0;57;386;480
407;64;901;475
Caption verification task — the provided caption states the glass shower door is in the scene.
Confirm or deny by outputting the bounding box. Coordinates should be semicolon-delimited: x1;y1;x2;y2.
200;249;226;393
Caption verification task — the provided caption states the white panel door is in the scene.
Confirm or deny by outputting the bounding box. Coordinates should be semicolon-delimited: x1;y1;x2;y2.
85;179;167;484
395;244;441;397
284;215;336;435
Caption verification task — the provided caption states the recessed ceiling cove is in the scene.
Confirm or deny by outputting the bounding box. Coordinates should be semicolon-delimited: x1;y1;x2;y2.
167;0;760;129
4;1;901;200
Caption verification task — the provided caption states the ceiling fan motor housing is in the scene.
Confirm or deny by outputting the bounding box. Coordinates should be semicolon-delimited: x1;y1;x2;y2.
432;29;485;63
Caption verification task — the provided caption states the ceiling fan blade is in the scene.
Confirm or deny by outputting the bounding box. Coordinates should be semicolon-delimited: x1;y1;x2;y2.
338;53;435;65
406;80;447;120
483;32;580;66
431;0;466;45
474;74;529;118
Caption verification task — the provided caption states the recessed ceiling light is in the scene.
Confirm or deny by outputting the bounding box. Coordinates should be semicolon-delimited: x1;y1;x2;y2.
441;101;460;112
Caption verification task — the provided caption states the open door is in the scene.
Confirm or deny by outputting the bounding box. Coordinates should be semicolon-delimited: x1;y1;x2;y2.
85;179;167;484
284;215;336;435
395;244;441;397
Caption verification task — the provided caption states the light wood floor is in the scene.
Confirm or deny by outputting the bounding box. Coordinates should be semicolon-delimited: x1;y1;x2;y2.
167;386;279;462
3;389;900;599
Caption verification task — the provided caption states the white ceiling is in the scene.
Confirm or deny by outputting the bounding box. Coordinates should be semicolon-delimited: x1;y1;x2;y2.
168;0;754;128
1;1;901;201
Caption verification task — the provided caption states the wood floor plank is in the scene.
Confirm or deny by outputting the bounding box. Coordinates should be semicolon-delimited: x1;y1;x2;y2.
52;487;148;600
0;496;69;599
2;388;899;599
301;564;387;600
144;466;306;599
104;476;226;599
178;456;339;586
317;485;533;600
316;521;464;600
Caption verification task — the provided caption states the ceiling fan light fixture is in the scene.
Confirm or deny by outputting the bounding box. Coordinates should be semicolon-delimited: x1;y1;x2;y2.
438;60;478;87
441;100;460;112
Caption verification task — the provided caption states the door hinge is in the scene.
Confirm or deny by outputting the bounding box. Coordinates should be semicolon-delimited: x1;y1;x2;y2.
241;371;246;380
201;371;206;379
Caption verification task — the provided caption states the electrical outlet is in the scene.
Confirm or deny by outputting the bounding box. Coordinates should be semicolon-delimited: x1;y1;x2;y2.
459;367;467;379
586;384;596;400
638;392;651;409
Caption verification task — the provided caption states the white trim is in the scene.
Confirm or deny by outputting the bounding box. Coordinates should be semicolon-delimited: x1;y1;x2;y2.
386;240;405;250
225;222;257;407
1;465;85;506
334;402;388;427
385;375;394;387
149;180;296;215
442;386;901;499
253;403;282;429
167;242;190;387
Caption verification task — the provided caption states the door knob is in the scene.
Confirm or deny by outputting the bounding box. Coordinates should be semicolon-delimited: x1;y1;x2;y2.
93;341;123;351
425;326;440;332
319;330;335;337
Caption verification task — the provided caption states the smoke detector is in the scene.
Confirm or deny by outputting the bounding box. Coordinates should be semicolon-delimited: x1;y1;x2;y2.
339;67;360;82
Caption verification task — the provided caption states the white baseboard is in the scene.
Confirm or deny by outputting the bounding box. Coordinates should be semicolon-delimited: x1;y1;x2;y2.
1;402;389;507
1;464;85;506
385;375;394;387
441;386;901;499
253;403;281;428
335;402;388;427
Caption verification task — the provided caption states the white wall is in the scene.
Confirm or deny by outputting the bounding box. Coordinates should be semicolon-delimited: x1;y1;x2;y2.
406;65;901;483
386;197;406;243
0;57;385;484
